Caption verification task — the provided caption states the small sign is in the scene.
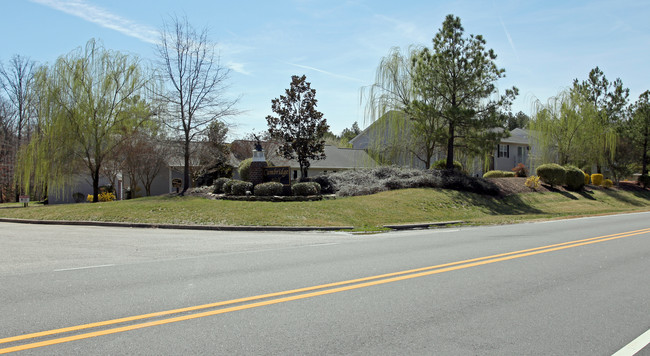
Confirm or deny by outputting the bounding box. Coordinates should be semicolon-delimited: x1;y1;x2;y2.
19;195;29;203
263;166;292;195
172;178;182;188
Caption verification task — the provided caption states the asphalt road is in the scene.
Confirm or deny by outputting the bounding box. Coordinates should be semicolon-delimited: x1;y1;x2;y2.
1;213;649;355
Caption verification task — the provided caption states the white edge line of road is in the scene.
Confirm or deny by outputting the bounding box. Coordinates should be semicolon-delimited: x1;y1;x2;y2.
612;328;650;356
532;211;650;224
53;264;116;272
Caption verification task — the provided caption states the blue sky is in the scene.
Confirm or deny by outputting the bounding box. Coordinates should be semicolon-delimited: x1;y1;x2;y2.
1;0;649;138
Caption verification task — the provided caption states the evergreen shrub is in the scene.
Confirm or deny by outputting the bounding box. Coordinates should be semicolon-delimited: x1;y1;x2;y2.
231;181;253;196
238;158;253;182
591;174;604;186
584;172;590;185
254;182;284;196
483;170;515;178
603;179;614;188
222;180;237;195
292;182;321;196
536;163;566;187
311;175;334;194
638;174;650;188
431;159;463;171
213;178;232;194
565;166;586;191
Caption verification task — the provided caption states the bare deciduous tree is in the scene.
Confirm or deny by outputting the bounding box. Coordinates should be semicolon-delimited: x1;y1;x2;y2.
156;15;239;194
0;55;36;200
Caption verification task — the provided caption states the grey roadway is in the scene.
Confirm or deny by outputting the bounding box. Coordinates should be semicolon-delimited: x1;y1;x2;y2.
0;213;649;355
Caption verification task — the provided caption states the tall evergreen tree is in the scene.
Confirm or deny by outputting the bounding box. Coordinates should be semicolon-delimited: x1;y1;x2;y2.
266;75;329;179
411;15;517;169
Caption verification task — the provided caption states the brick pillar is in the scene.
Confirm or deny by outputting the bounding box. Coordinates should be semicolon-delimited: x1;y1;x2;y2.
250;150;267;186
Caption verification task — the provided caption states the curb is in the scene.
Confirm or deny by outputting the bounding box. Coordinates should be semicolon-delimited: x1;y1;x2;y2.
0;218;353;232
383;220;464;230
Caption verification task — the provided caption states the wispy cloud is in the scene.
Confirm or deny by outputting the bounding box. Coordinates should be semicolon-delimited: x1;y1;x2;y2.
30;0;159;44
227;62;251;76
374;14;427;43
284;62;365;83
499;16;520;62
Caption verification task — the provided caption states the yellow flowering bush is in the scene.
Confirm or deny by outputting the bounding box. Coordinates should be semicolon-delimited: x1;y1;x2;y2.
591;174;604;186
86;192;116;202
525;175;541;190
603;179;613;188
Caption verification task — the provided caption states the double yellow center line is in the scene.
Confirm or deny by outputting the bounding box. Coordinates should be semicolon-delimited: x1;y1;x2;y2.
1;227;649;354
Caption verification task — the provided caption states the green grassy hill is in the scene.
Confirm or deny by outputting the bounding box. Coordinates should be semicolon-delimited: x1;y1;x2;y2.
2;188;649;230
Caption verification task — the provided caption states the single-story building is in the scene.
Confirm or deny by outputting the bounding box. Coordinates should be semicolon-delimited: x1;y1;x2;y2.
229;140;379;180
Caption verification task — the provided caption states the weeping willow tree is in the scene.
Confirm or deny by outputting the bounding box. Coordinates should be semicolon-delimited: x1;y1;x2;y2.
572;67;629;174
16;39;153;202
360;46;445;169
529;89;615;168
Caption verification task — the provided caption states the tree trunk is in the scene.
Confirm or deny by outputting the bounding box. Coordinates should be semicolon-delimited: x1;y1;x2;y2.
93;165;100;203
182;139;191;195
642;134;649;176
446;123;455;169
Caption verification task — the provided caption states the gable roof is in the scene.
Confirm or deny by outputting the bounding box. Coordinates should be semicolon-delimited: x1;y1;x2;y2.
502;128;530;145
349;110;409;148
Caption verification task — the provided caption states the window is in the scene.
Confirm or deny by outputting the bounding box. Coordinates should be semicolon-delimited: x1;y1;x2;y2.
498;144;509;158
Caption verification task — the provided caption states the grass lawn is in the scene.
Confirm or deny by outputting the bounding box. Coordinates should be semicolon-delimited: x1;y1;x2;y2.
1;188;650;229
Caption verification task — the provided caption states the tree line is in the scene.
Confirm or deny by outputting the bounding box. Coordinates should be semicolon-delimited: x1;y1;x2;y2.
361;14;649;183
529;67;650;182
2;13;648;203
0;15;238;203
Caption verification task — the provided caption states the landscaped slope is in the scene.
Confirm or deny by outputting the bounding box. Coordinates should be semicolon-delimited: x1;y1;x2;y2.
1;188;649;229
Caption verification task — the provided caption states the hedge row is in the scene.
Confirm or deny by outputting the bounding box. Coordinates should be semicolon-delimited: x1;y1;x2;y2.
483;170;515;178
534;164;616;191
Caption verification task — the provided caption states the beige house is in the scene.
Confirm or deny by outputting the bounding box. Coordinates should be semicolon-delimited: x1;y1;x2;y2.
229;140;378;180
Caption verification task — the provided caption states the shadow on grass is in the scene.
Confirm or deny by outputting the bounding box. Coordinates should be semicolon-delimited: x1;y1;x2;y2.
577;189;596;201
544;186;579;200
461;192;543;216
629;188;650;201
599;188;648;206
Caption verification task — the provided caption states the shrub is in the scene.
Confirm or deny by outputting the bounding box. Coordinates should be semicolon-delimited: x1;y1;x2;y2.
591;173;604;186
512;163;528;177
525;175;540;190
292;182;321;196
638;174;650;188
483;170;515;178
323;166;498;197
222;180;237;195
238;158;253;182
565;166;586;191
72;192;85;203
436;169;500;196
431;159;463;171
254;182;284;196
584;172;590;185
536;163;566;187
86;192;116;202
213;177;232;194
603;179;613;188
231;181;253;196
311;175;334;194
